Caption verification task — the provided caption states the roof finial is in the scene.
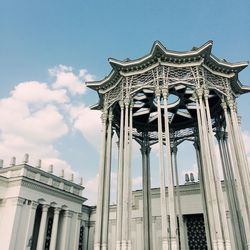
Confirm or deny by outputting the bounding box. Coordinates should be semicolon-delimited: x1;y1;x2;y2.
10;156;16;167
0;159;3;169
48;164;53;173
60;169;64;178
36;159;42;168
23;153;29;164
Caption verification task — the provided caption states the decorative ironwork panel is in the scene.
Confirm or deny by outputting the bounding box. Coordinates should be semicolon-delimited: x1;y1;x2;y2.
185;214;207;250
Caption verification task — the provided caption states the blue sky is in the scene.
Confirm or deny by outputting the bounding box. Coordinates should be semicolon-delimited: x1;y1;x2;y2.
0;0;250;204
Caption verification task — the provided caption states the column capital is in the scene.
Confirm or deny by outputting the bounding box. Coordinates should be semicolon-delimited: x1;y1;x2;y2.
203;88;209;99
64;210;74;218
101;112;108;123
162;87;168;98
54;207;61;214
77;213;82;220
196;87;203;99
124;97;130;107
42;204;50;212
31;201;38;210
12;197;25;207
155;87;161;98
119;100;124;109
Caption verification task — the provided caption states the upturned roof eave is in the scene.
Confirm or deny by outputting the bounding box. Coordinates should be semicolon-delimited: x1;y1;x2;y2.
108;40;213;68
208;54;249;73
86;70;116;90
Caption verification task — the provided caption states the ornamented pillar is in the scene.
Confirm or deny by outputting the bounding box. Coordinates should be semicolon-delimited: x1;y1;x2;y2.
216;130;243;250
162;87;178;250
195;88;222;249
116;101;124;250
171;144;186;250
203;89;231;250
155;87;169;250
102;108;113;250
221;100;250;249
122;97;130;250
141;132;153;250
24;201;38;249
94;109;108;250
227;98;250;218
37;204;50;250
49;207;61;250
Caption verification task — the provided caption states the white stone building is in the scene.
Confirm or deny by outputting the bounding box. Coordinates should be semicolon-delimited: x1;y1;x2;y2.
0;159;87;250
0;158;233;250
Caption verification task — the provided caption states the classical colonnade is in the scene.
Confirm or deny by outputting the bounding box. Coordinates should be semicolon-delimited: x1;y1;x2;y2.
18;200;82;250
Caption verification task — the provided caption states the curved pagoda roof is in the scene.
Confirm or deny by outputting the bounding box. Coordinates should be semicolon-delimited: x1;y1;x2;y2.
86;40;250;99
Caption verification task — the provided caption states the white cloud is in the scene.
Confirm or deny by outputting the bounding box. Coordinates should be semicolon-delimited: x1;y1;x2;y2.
49;64;94;95
68;104;102;148
0;65;101;190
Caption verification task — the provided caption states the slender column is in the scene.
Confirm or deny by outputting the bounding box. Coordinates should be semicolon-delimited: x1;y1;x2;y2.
116;101;124;250
155;87;169;250
204;89;231;250
216;131;243;250
141;132;153;250
24;201;38;249
127;101;133;250
102;108;113;250
222;101;250;249
228;99;250;219
49;207;61;250
73;213;82;250
172;145;186;250
122;98;130;250
195;90;218;249
94;109;108;250
193;141;212;250
162;87;177;250
61;210;73;250
37;204;50;250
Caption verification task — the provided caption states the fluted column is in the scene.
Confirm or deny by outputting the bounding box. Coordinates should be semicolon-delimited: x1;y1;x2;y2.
141;132;153;250
73;213;82;250
162;87;177;250
121;97;130;250
24;201;38;249
172;145;186;250
204;89;231;250
102;108;113;250
49;207;61;250
155;87;169;250
37;204;50;250
94;109;108;250
116;101;124;250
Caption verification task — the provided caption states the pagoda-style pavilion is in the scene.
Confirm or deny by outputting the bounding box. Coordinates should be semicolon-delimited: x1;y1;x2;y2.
87;41;250;250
